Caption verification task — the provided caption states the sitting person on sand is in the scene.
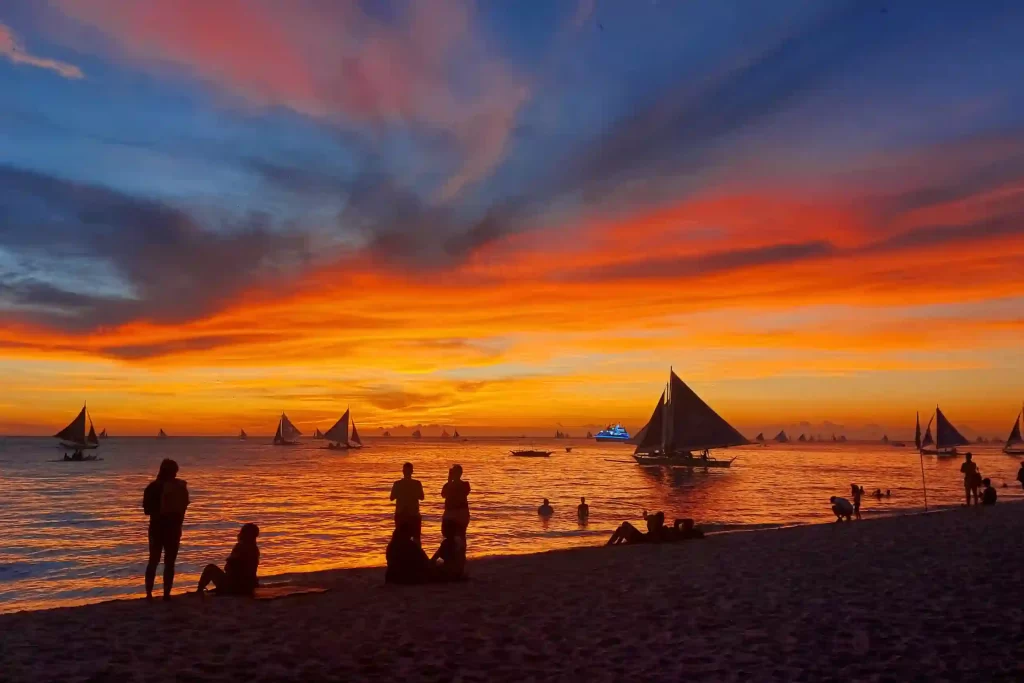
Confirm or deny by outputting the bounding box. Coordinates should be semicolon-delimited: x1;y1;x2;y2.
667;518;705;540
538;498;554;518
981;478;997;506
830;496;854;522
430;520;467;582
577;497;589;524
386;520;430;585
607;510;667;545
197;523;261;596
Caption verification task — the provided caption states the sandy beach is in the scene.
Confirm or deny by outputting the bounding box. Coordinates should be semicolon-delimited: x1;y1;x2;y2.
2;503;1021;682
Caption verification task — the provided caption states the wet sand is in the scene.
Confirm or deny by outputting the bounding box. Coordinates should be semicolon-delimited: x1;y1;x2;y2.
2;503;1021;681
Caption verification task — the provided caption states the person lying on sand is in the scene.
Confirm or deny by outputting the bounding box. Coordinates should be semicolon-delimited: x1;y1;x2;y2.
607;509;664;545
430;520;467;582
981;478;997;506
196;523;260;596
537;499;554;518
386;521;430;585
830;496;853;522
665;518;705;541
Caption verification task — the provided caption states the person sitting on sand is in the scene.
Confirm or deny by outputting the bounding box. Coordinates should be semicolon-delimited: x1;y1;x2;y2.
577;497;589;524
981;478;997;506
429;519;467;582
441;465;471;538
196;523;260;595
830;496;853;522
390;462;425;545
143;458;190;601
851;484;864;519
667;518;705;540
386;520;430;585
538;498;554;518
961;454;981;506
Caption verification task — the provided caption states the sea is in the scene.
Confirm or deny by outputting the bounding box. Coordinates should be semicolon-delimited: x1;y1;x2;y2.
1;436;1021;614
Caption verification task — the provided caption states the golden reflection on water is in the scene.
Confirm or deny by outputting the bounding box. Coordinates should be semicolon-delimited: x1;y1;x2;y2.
1;437;1021;613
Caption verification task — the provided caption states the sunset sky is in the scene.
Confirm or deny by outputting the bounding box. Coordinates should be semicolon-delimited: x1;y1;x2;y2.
1;1;1022;437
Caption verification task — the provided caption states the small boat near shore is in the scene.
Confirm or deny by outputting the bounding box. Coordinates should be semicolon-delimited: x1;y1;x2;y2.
510;449;552;457
631;368;746;469
273;413;302;446
1003;404;1023;455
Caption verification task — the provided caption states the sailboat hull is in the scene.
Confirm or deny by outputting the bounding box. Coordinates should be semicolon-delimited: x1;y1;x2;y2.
633;453;735;468
273;439;300;446
919;448;960;457
1004;447;1024;455
58;441;99;450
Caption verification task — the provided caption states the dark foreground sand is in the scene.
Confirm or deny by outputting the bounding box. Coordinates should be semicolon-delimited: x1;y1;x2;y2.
2;504;1022;682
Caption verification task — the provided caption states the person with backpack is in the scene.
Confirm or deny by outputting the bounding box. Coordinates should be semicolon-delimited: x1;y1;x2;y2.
142;458;190;600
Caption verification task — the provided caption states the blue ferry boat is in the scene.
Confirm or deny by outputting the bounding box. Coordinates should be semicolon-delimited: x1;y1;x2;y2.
594;424;631;442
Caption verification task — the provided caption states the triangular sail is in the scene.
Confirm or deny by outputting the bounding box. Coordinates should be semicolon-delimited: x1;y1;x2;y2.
798;434;807;442
99;428;108;439
239;429;247;439
631;392;665;451
774;430;789;443
453;429;460;438
754;432;765;442
55;406;88;444
921;414;934;448
324;409;349;443
934;407;969;449
87;424;99;445
1005;412;1022;449
350;422;362;446
158;429;167;438
915;412;922;450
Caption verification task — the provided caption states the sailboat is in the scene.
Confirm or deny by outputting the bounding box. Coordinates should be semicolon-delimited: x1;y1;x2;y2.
441;429;451;438
918;406;969;456
99;428;108;439
238;429;248;441
382;430;392;437
586;431;593;439
273;413;302;446
412;429;422;439
754;432;765;443
313;428;325;440
323;408;361;449
881;434;889;444
453;429;461;439
797;433;807;442
774;430;789;443
1003;404;1024;455
157;429;168;439
55;404;101;457
631;369;747;467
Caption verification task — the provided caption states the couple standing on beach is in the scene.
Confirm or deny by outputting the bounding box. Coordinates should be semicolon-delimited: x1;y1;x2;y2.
390;462;471;542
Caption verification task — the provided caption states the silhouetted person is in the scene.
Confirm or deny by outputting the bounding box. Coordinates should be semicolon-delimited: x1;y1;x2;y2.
607;521;646;545
642;510;668;539
430;519;467;582
385;520;429;585
831;496;853;522
851;484;864;519
961;453;981;506
872;488;884;499
441;464;471;538
538;498;554;518
886;489;891;498
668;518;705;540
577;497;589;524
197;523;260;595
1017;462;1024;490
981;478;997;506
390;462;425;544
142;459;190;600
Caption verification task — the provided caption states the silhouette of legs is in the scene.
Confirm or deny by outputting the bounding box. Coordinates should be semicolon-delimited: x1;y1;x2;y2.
145;525;182;600
145;528;162;599
162;531;181;599
607;521;645;545
198;564;227;592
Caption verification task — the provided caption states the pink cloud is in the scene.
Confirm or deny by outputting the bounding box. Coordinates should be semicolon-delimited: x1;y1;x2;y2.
53;0;527;196
1;21;82;78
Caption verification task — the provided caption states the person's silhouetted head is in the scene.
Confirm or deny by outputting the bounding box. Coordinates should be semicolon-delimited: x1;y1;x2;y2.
542;498;550;506
580;496;586;504
239;523;260;542
983;478;991;487
655;511;665;524
403;462;413;478
451;464;463;480
830;496;838;503
682;518;694;531
966;453;973;461
158;458;179;480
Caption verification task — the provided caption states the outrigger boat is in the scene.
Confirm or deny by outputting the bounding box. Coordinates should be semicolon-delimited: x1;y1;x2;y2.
510;449;552;458
323;408;363;450
273;413;302;446
1003;403;1024;455
631;369;746;468
55;404;101;460
916;407;969;457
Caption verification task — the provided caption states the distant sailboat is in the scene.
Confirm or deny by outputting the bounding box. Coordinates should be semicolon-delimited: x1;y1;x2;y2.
797;433;807;442
808;435;816;442
99;428;108;439
586;431;593;439
273;413;302;446
382;430;392;437
238;429;248;441
157;429;168;439
412;429;422;439
313;428;325;440
1003;403;1023;455
882;434;889;444
55;404;100;452
754;432;765;443
441;429;451;438
323;408;361;449
453;429;460;439
774;430;789;443
918;406;969;457
631;368;746;467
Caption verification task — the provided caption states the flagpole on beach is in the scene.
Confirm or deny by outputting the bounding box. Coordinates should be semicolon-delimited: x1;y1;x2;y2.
915;411;928;512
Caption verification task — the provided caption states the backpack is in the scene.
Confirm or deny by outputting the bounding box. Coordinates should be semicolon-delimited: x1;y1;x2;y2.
159;479;190;518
